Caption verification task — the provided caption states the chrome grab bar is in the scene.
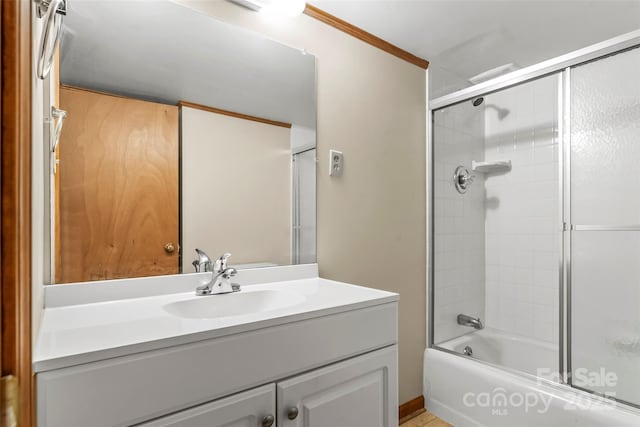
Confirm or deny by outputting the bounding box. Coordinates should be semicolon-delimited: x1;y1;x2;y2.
36;0;65;79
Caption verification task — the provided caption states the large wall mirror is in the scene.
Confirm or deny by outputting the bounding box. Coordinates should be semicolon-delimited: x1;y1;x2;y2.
47;0;316;284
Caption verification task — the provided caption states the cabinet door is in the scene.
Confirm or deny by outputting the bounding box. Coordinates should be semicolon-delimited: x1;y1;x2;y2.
277;346;397;427
139;384;275;427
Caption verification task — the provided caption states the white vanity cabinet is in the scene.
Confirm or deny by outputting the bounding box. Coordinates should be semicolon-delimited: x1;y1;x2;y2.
139;346;396;427
36;295;398;427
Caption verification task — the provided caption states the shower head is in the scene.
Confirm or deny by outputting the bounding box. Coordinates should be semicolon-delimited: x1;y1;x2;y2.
472;97;510;120
485;104;510;120
494;106;510;120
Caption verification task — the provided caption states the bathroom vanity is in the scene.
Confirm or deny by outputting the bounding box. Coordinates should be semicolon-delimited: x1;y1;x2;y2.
34;266;399;426
32;2;397;426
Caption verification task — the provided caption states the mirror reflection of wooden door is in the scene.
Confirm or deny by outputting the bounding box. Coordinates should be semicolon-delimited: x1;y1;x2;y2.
56;86;179;283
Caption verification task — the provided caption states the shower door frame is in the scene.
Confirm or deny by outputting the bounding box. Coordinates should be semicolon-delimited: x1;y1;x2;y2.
427;29;640;410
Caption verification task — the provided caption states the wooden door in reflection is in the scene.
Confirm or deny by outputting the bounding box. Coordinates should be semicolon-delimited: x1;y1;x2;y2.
57;86;179;283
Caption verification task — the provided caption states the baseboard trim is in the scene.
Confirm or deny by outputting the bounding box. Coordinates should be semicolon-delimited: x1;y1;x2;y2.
399;395;425;421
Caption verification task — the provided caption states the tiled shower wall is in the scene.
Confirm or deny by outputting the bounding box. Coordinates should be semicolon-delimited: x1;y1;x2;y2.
483;74;561;344
433;103;485;344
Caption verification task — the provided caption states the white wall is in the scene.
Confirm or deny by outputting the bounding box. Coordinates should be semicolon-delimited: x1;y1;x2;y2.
432;101;485;344
181;106;292;266
483;74;560;345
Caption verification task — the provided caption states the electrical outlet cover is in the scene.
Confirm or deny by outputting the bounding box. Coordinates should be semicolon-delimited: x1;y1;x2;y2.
329;149;343;177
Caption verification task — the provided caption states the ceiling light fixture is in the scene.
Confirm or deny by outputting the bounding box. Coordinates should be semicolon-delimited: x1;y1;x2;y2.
229;0;306;17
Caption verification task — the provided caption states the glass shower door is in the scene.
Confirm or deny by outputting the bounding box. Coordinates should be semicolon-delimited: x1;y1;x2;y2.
570;45;640;407
431;73;562;378
292;149;316;264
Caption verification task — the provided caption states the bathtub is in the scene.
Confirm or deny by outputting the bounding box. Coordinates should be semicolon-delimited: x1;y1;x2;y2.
439;328;558;376
424;329;640;426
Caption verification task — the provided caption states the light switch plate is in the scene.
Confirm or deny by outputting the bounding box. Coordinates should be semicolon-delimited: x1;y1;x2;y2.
329;149;343;177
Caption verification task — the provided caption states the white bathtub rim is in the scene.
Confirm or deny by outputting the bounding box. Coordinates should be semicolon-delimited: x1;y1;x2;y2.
437;327;559;353
431;344;561;390
424;347;640;419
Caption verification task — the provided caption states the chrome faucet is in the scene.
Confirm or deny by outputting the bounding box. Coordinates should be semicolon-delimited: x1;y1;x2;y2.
196;252;241;295
192;248;213;272
457;314;484;330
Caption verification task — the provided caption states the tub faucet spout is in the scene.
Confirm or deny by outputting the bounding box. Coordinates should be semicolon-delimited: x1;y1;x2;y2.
457;313;484;330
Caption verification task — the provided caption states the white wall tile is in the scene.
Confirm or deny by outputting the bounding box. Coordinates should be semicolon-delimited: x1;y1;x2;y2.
433;103;485;344
483;74;561;344
434;73;562;346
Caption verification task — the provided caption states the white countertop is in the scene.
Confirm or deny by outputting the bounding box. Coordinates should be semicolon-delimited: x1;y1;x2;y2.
34;277;398;372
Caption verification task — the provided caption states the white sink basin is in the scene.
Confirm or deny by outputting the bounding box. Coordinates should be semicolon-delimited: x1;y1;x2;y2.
163;289;306;319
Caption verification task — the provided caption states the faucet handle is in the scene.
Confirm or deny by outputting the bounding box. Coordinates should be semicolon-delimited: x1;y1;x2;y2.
222;267;237;279
224;267;240;293
214;253;232;273
193;248;212;272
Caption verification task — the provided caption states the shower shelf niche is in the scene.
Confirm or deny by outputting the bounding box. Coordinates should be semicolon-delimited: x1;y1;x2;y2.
471;160;512;173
